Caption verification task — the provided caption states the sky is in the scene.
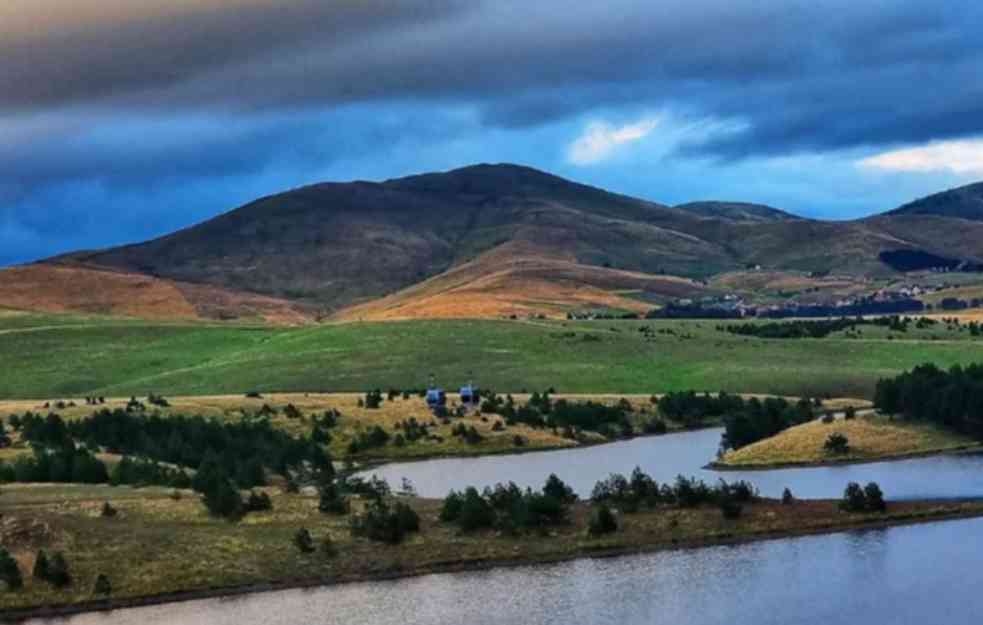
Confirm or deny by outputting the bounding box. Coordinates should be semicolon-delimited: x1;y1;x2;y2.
3;0;983;266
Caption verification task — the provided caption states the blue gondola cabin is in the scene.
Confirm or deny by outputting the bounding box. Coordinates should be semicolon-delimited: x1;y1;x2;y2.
459;384;478;407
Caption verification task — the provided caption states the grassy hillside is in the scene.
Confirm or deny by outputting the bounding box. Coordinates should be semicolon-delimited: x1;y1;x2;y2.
0;264;313;324
718;414;980;468
334;240;709;320
1;312;982;400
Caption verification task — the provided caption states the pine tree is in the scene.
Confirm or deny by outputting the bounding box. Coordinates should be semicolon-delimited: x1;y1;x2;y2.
93;573;112;596
203;477;244;520
32;550;49;582
0;548;23;590
48;552;71;588
293;528;315;553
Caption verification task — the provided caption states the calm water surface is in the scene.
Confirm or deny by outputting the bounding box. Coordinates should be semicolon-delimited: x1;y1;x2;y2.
361;427;983;500
33;517;983;625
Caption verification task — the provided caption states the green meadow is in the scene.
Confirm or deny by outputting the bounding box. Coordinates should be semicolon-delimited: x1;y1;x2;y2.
1;311;981;400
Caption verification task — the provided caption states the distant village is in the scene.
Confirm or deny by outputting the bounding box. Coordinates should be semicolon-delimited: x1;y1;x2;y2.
569;279;982;321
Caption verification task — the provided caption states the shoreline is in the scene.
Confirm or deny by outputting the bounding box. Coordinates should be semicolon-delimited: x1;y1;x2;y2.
350;423;721;473
6;502;983;622
709;444;983;471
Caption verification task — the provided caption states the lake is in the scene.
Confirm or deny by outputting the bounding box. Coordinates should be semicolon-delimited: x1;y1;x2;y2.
32;517;983;625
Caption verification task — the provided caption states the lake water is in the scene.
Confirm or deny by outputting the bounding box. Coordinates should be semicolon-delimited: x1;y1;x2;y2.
24;430;983;625
32;517;983;625
360;427;983;500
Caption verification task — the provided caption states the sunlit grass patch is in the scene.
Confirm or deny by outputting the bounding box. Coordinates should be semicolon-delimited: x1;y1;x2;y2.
719;413;979;467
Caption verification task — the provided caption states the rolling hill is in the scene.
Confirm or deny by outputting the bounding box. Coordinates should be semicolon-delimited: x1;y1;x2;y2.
4;164;983;322
888;181;983;221
672;201;797;223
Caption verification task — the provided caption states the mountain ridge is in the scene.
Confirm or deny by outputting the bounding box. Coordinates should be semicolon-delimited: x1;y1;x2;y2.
888;180;983;221
4;163;983;322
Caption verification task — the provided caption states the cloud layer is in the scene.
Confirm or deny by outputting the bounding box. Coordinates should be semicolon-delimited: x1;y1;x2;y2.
568;117;661;165
859;139;983;176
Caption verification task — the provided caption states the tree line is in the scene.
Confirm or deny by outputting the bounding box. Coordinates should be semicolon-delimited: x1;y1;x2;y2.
874;363;983;439
37;409;331;488
721;316;914;339
440;474;578;533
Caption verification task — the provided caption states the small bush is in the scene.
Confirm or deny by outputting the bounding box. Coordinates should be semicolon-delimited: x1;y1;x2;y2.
440;490;464;522
350;499;420;544
720;497;743;519
644;419;668;435
864;482;886;512
101;501;117;517
821;414;835;424
844;406;857;420
318;482;350;515
245;490;273;512
48;552;71;588
781;487;794;505
588;504;618;536
202;477;244;520
93;574;112;596
364;390;383;409
32;550;49;582
457;487;496;531
0;548;23;590
320;535;337;558
294;528;315;553
543;474;577;504
840;482;867;512
824;432;850;455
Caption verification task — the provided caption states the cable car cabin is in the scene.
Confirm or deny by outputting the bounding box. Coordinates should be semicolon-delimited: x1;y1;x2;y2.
425;388;447;411
459;384;478;406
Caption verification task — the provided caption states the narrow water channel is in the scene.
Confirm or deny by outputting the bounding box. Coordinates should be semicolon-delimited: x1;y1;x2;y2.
360;427;983;500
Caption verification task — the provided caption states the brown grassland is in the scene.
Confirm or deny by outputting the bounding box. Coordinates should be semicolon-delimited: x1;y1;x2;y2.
0;264;312;325
718;413;981;468
0;393;870;465
334;242;706;321
0;393;684;464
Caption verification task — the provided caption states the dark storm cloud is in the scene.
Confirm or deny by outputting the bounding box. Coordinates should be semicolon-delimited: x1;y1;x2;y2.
0;0;470;111
5;1;982;155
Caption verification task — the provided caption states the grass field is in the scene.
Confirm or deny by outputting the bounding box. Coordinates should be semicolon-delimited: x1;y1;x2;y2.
1;311;982;400
2;482;981;615
719;414;981;468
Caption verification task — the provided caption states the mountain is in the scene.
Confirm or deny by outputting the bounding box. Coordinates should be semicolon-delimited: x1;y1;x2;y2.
888;181;983;221
5;163;983;322
673;201;798;223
